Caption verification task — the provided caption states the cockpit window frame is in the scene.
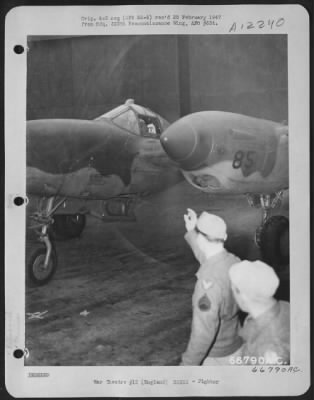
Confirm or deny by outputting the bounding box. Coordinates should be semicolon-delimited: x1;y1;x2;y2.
96;101;166;139
110;108;141;136
136;114;162;138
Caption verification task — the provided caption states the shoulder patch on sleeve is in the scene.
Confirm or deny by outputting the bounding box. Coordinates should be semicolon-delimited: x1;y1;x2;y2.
198;294;211;311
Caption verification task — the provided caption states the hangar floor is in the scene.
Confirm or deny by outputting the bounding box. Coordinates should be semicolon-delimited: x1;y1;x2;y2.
25;187;289;366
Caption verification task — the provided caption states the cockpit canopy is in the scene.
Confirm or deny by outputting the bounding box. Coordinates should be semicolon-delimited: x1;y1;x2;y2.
96;99;170;138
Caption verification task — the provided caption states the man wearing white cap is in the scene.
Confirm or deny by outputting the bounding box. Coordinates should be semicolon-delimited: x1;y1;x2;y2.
229;260;290;364
180;208;243;365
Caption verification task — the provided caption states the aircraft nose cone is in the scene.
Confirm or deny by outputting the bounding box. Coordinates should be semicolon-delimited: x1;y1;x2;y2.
160;117;212;170
160;123;196;162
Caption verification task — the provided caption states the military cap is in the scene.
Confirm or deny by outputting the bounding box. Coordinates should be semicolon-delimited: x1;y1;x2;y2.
196;212;227;241
229;260;279;300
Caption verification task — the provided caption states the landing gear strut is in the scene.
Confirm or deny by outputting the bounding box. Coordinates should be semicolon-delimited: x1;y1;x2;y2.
28;197;66;285
247;191;289;269
247;191;284;247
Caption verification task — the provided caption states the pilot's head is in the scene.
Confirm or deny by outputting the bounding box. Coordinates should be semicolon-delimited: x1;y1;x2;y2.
195;212;227;252
229;260;279;314
147;123;157;135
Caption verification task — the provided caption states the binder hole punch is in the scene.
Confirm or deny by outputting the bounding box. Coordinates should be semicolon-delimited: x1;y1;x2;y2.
14;196;28;206
14;45;24;54
13;349;24;359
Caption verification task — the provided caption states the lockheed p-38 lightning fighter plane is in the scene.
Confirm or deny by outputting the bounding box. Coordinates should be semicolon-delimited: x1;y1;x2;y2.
26;100;289;285
27;99;182;285
160;110;289;268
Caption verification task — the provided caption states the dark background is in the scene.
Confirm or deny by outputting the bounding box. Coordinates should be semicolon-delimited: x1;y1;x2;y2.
27;35;288;123
23;34;291;368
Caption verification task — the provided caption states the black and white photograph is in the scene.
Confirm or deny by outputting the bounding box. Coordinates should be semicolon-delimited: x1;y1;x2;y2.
24;32;290;367
4;4;310;397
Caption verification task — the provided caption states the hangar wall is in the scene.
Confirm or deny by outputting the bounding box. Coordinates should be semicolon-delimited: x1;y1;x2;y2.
27;35;287;123
188;35;288;121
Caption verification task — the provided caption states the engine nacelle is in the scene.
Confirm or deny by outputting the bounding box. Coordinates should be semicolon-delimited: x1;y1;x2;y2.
160;111;289;195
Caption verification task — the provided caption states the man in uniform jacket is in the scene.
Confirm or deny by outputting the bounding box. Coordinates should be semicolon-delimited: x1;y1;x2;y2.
229;260;290;365
181;208;243;365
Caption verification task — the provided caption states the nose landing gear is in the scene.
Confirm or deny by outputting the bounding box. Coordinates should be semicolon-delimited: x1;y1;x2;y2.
27;244;58;286
247;191;289;269
27;197;66;285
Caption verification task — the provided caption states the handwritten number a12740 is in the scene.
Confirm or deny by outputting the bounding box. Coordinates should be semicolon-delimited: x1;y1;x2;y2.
232;150;256;170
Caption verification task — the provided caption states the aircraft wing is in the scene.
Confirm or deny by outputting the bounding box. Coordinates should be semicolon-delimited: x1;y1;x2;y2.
27;100;181;201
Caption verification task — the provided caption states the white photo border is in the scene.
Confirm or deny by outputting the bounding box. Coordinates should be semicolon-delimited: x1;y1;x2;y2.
4;4;310;397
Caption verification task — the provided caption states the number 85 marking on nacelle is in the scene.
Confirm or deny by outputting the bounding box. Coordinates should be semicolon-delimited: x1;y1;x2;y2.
232;150;257;170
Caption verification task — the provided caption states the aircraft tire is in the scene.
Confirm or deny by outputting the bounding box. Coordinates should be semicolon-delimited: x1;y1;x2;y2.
260;216;289;269
50;214;86;240
27;245;58;286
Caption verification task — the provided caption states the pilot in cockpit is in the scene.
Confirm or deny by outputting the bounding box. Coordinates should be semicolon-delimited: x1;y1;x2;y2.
147;123;157;136
139;117;158;138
